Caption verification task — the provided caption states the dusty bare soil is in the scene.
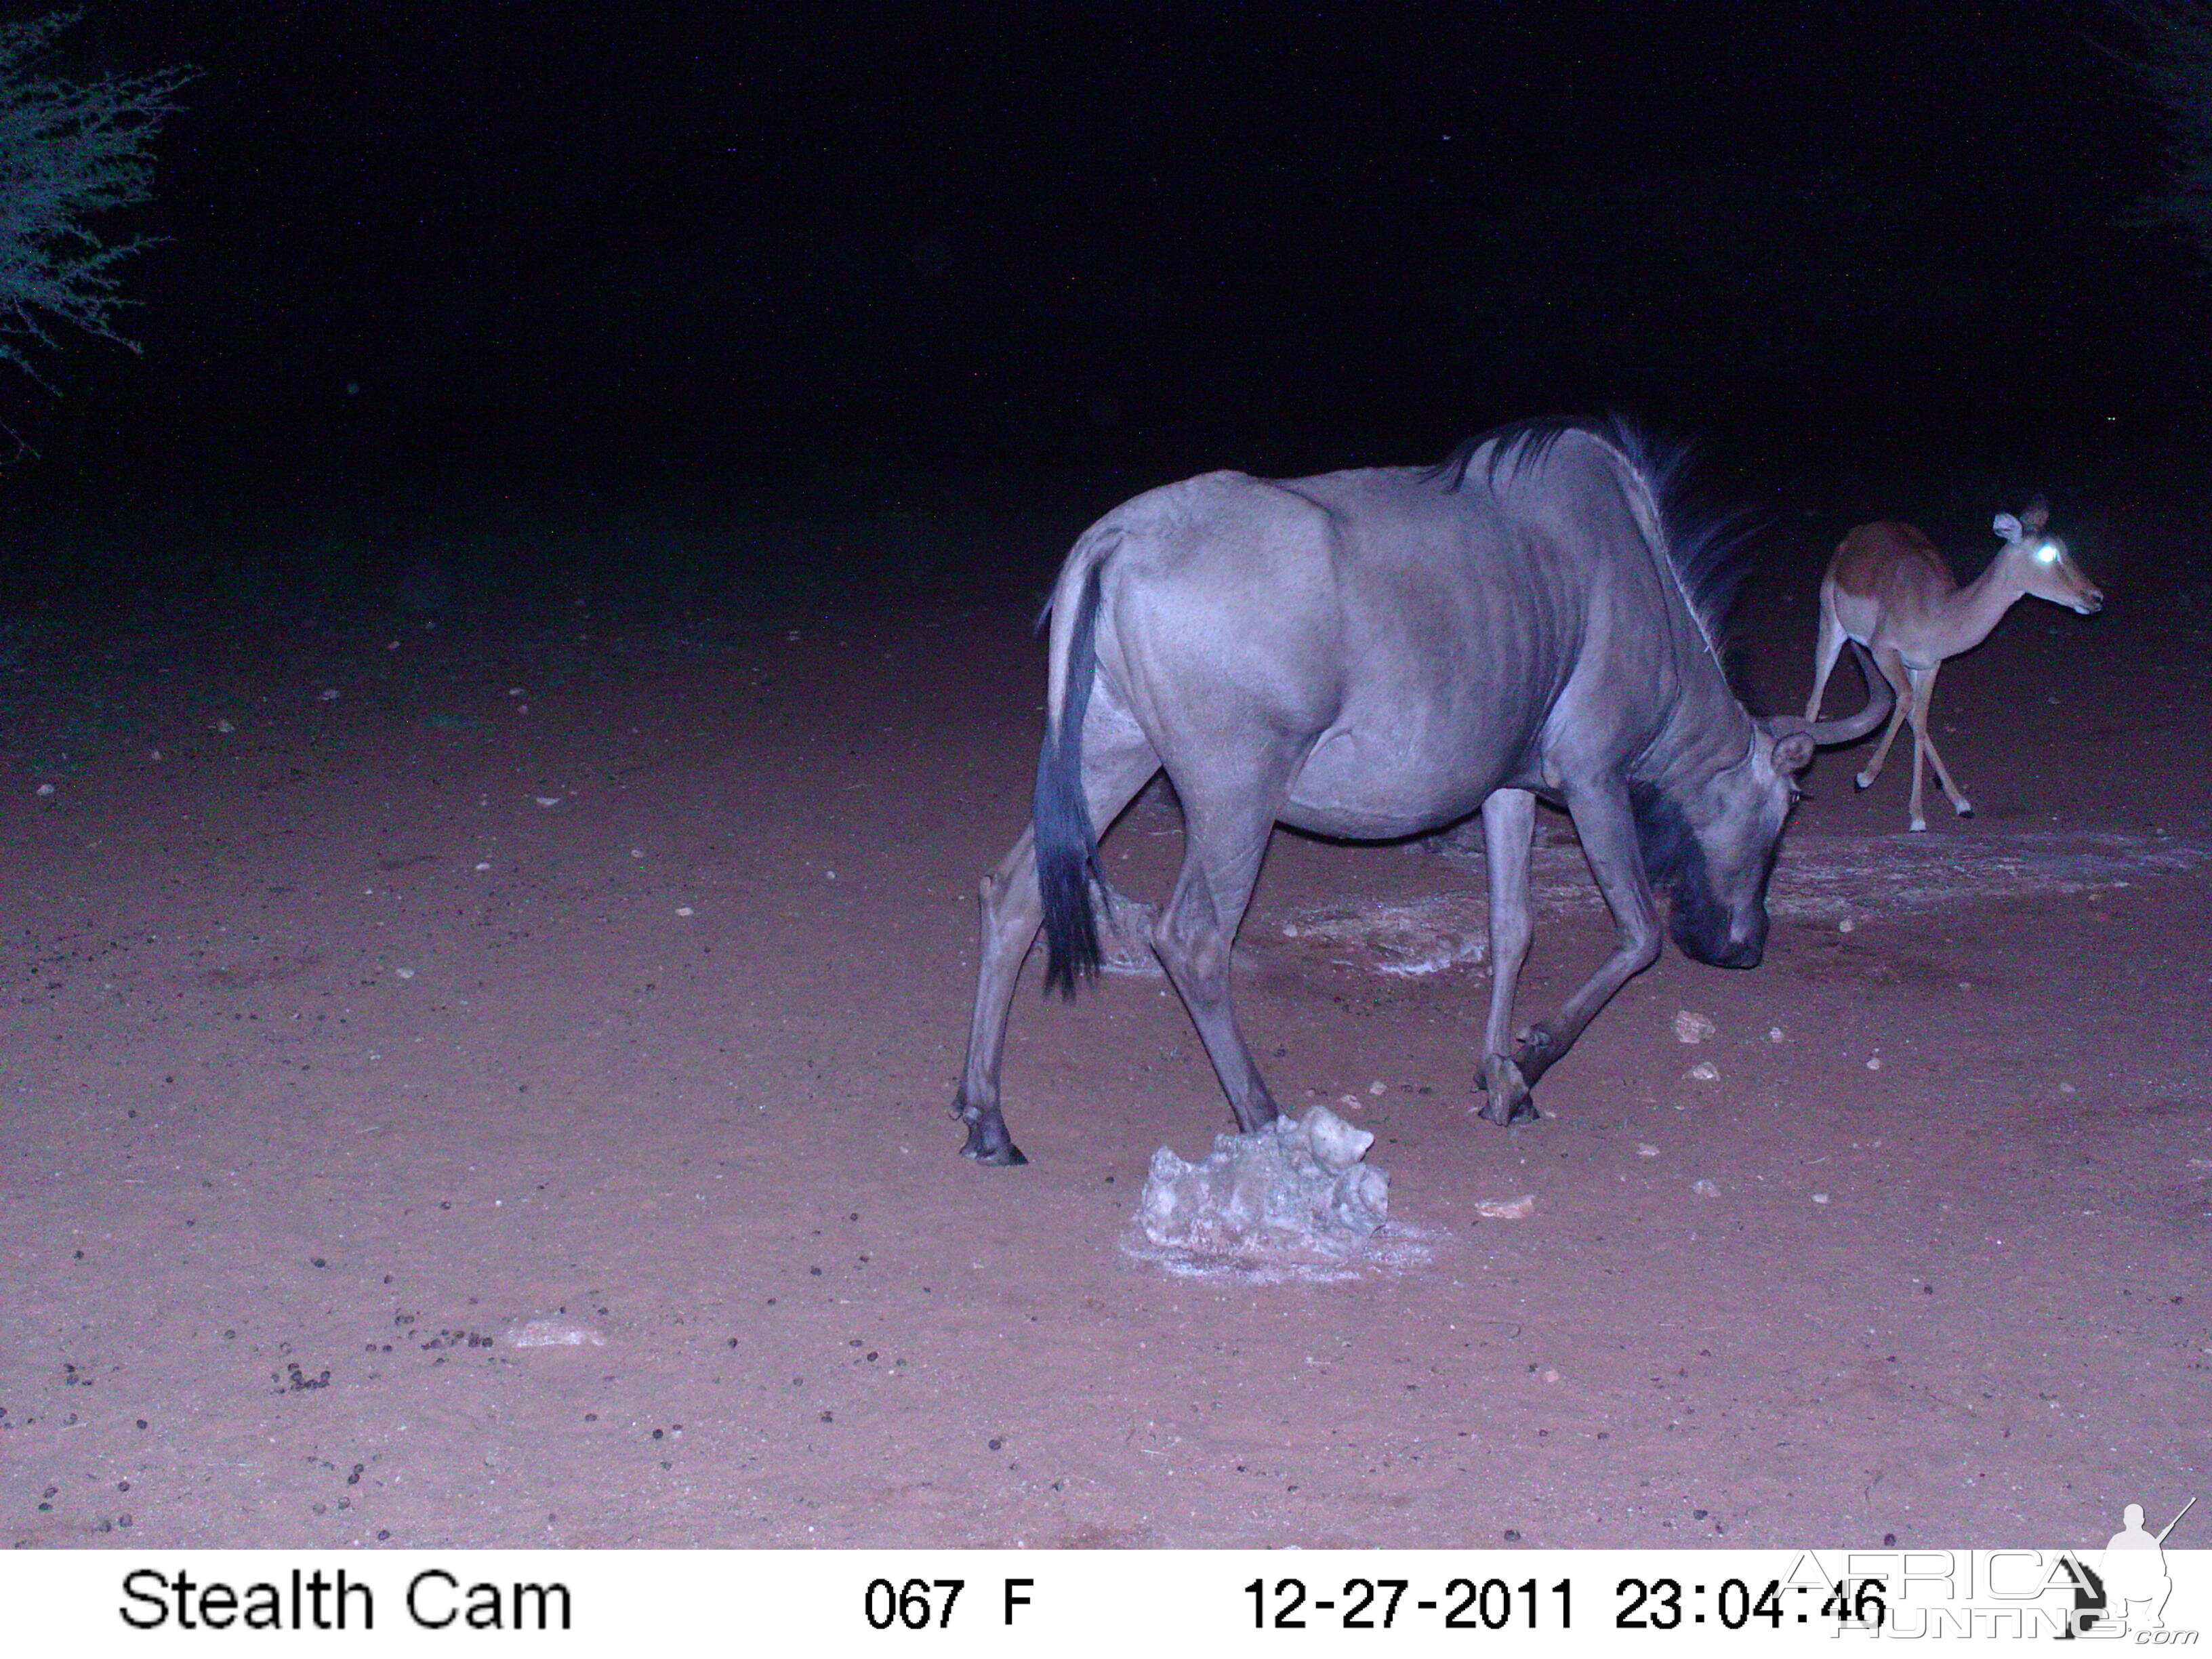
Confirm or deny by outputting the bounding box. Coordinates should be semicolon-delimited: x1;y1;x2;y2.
2;489;2207;1551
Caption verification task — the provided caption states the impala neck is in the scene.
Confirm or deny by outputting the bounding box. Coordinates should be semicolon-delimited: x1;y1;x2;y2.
1940;553;2032;655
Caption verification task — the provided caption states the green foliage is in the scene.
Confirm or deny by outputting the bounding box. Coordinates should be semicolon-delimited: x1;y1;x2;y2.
0;9;191;387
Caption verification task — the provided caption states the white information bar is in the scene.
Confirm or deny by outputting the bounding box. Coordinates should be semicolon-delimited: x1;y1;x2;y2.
7;1549;2205;1654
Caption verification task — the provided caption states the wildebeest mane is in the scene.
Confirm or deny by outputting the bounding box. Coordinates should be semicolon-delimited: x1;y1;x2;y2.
1426;416;1753;650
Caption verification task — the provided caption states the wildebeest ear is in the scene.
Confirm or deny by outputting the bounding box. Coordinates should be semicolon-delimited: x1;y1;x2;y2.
1993;512;2024;544
1772;731;1816;777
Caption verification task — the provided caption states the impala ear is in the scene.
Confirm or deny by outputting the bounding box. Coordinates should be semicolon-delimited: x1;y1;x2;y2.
1993;512;2024;544
1772;731;1816;777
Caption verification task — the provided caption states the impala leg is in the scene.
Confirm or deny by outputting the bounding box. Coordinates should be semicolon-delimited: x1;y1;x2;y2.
1855;647;1913;796
1905;663;1972;819
1475;788;1539;1124
1805;595;1847;722
1505;784;1664;1103
951;721;1159;1166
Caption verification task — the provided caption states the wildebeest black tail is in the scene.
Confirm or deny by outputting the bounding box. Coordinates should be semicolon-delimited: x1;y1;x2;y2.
1035;544;1111;997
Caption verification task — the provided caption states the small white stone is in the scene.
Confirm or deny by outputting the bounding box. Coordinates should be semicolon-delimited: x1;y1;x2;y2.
474;861;491;872
1812;1193;1829;1205
1866;1057;1883;1071
1673;1010;1716;1044
319;688;340;701
1838;918;1856;933
393;967;414;979
534;796;560;807
1692;1179;1721;1197
1767;1026;1785;1043
2057;1082;2076;1096
676;906;694;917
213;718;235;733
1475;1194;1536;1220
1368;1080;1387;1096
34;783;53;797
1688;1061;1719;1082
1637;1143;1660;1158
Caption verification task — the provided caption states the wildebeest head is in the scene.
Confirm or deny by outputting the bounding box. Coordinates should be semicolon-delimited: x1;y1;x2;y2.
1634;727;1817;970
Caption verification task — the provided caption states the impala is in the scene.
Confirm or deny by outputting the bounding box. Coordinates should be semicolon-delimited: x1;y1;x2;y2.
1805;500;2102;831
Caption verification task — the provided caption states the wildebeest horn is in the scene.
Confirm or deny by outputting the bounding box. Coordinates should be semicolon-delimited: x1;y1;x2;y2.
1764;640;1895;747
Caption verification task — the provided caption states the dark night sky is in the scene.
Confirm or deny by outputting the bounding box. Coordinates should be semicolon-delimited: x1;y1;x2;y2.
12;1;2207;520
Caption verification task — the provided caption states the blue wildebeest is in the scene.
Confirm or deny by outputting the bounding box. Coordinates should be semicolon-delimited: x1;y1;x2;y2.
951;421;1893;1166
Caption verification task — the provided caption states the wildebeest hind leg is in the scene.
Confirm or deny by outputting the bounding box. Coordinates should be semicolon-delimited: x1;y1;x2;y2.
952;732;1159;1166
1149;769;1287;1135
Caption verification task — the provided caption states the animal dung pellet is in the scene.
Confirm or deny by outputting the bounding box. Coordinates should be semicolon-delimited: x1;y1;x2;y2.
1475;1194;1536;1221
1673;1010;1717;1044
1687;1061;1719;1082
1139;1105;1390;1260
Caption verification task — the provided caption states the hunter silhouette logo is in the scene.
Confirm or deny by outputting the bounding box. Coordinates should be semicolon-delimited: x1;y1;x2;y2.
2089;1497;2194;1636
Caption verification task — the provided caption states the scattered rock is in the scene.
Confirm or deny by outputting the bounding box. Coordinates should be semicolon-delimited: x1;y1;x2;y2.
1687;1061;1719;1082
1137;1107;1390;1263
1692;1179;1721;1197
1673;1010;1717;1044
1475;1194;1536;1220
506;1320;605;1349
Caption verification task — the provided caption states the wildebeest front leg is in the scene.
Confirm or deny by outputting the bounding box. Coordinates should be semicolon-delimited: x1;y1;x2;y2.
1475;787;1540;1126
1507;786;1664;1095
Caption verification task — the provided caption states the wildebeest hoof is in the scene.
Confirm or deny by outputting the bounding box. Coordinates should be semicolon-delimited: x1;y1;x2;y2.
1955;800;1973;818
1509;1024;1563;1086
1477;1056;1540;1127
958;1122;1029;1166
1909;817;1927;833
954;1100;1028;1166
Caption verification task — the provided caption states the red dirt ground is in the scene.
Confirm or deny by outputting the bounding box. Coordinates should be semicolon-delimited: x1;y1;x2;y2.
3;492;2205;1551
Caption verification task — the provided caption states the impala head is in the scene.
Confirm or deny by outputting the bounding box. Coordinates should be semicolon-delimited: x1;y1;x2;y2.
1994;500;2102;616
